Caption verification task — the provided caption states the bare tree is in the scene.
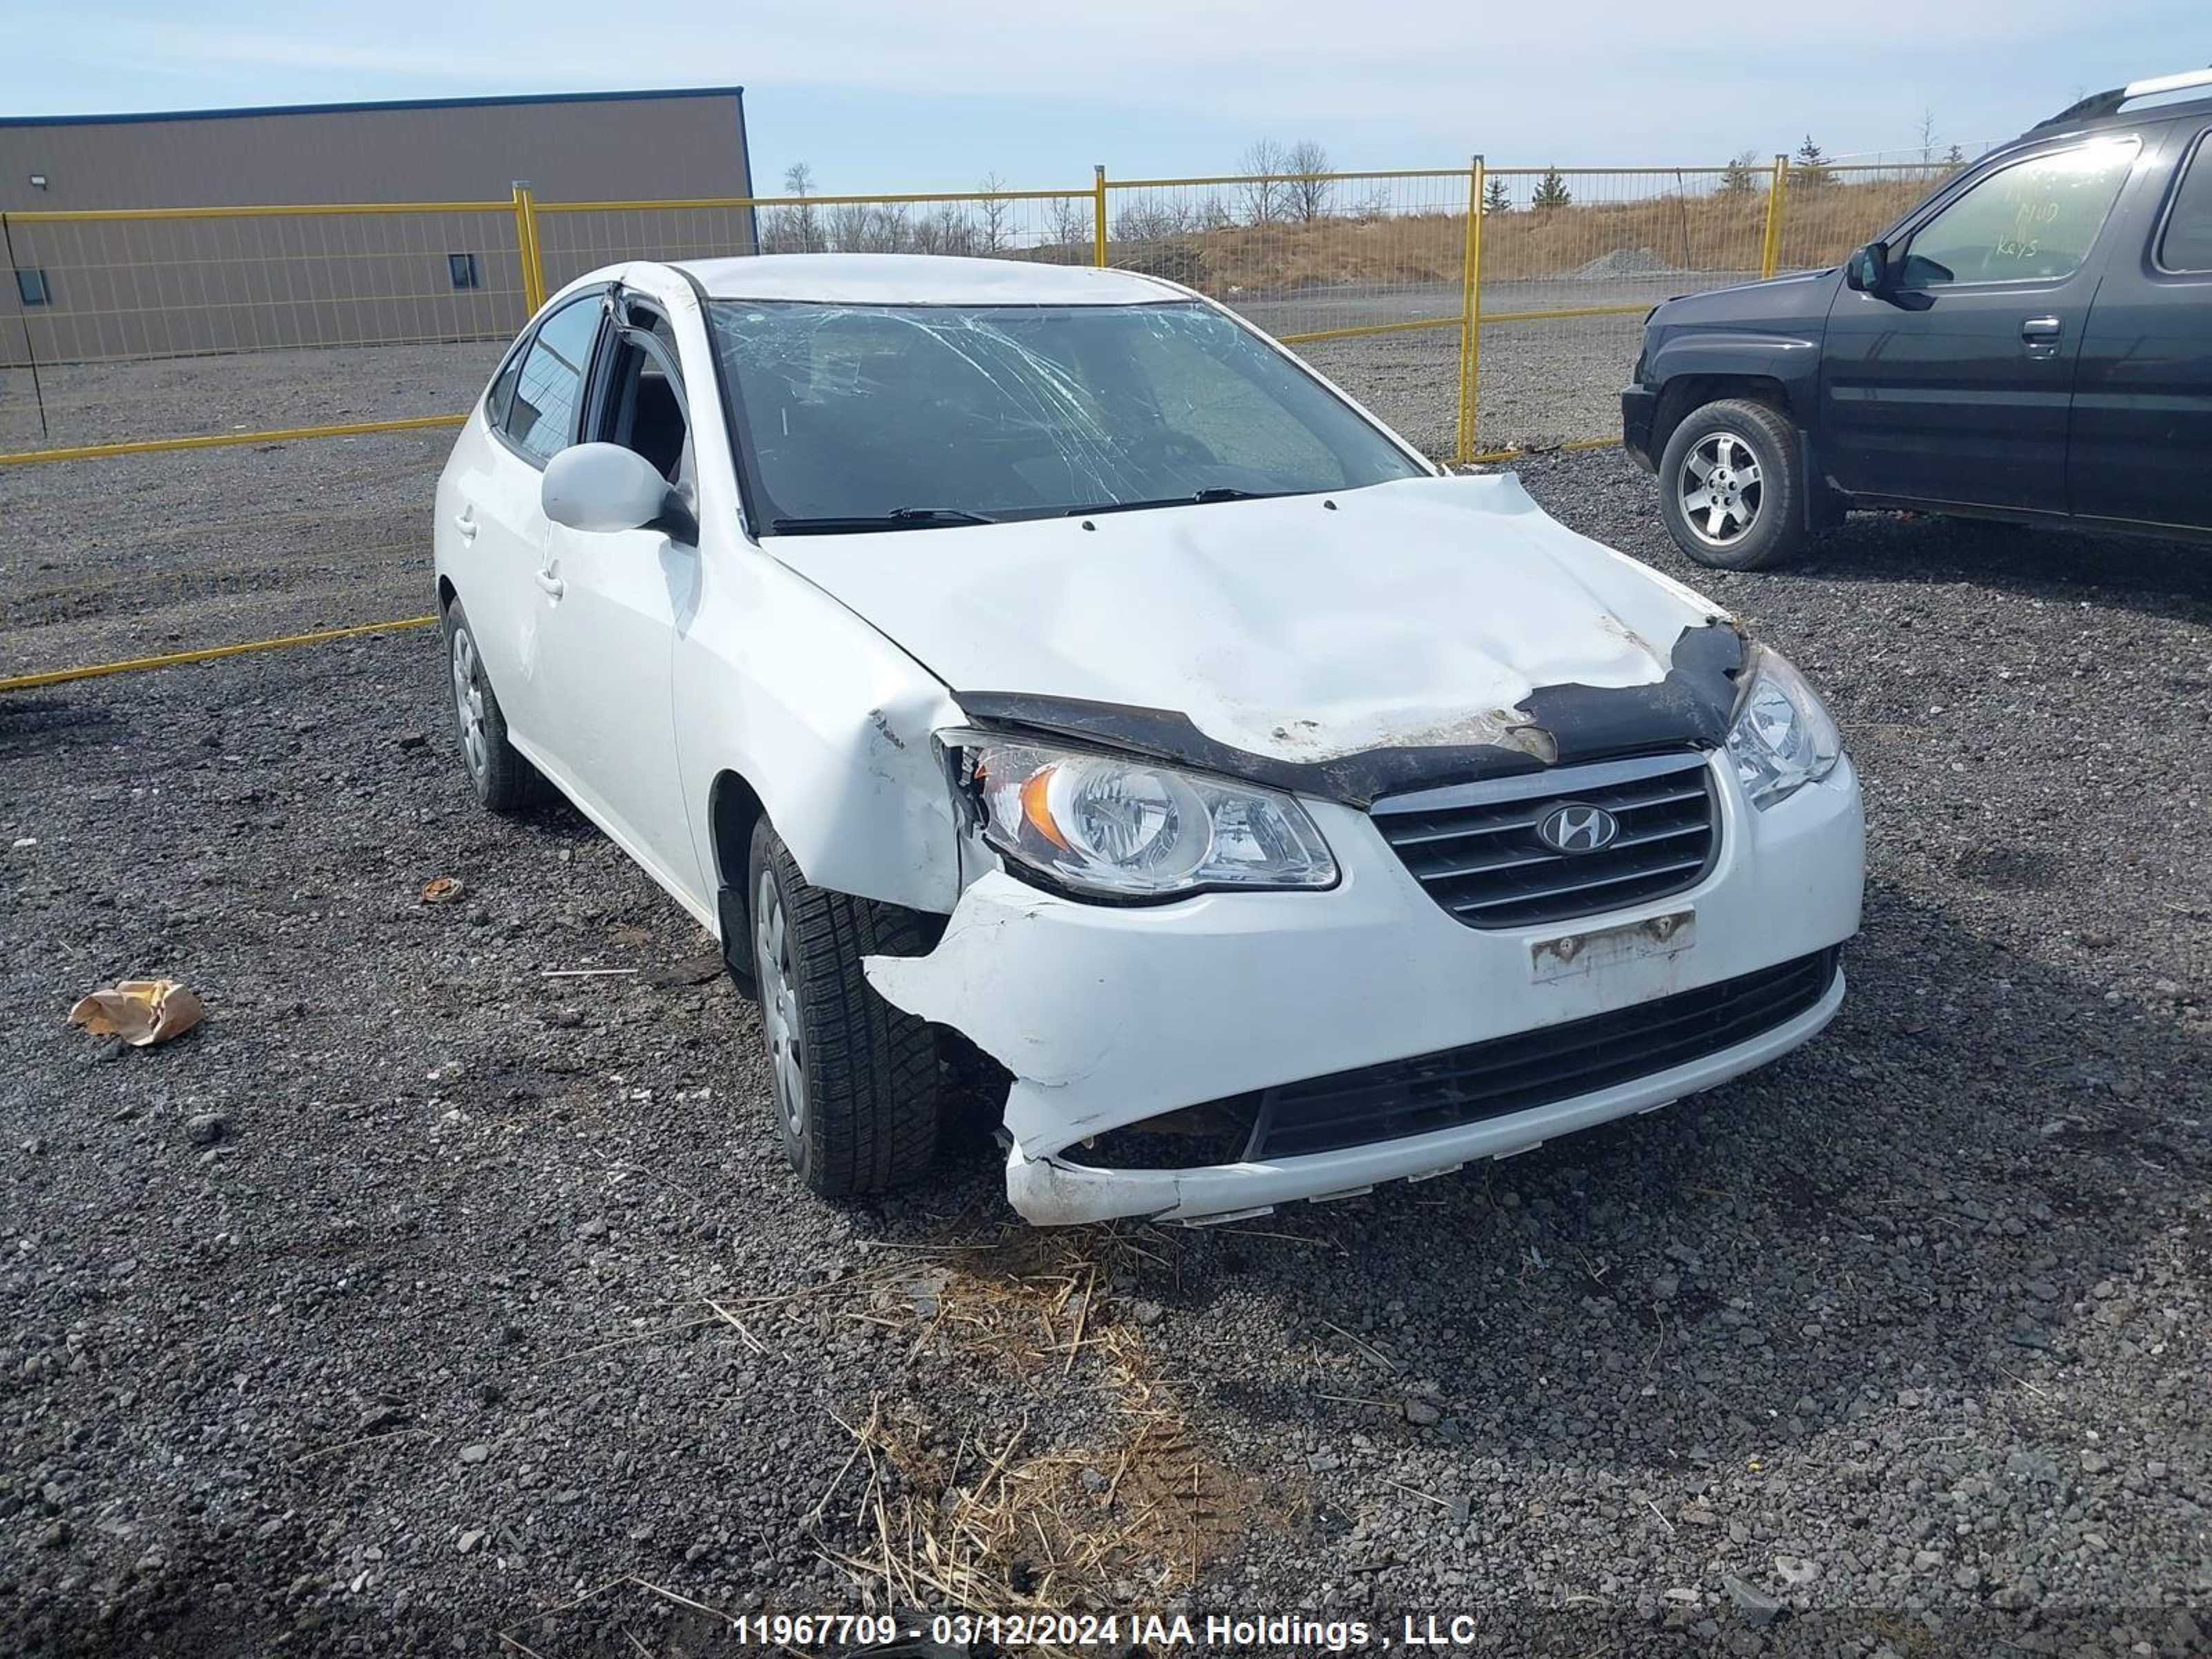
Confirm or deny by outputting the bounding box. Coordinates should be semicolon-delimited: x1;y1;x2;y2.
1345;183;1394;221
976;171;1011;254
1114;196;1195;243
1286;139;1334;222
1917;107;1939;165
760;160;825;254
910;205;980;256
1044;193;1092;256
1239;138;1291;226
827;202;912;252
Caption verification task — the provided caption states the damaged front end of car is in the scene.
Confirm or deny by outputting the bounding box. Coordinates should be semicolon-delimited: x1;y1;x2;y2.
862;612;1863;1228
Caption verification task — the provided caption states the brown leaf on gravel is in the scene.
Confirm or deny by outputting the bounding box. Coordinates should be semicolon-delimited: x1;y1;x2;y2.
420;876;465;905
68;979;205;1047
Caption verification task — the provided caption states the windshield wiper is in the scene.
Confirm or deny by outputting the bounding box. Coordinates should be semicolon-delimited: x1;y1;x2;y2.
1062;487;1288;518
768;507;999;534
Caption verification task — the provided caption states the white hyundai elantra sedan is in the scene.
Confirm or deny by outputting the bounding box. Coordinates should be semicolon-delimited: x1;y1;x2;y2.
433;254;1864;1226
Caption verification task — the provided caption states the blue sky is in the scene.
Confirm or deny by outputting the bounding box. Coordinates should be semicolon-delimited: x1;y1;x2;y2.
4;1;2204;191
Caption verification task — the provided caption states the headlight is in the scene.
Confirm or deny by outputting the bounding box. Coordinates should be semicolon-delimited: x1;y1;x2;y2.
966;739;1336;900
1725;646;1842;808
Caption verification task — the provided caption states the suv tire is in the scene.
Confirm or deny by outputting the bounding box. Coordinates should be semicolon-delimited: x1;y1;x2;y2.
747;818;942;1197
1658;397;1809;571
444;598;546;813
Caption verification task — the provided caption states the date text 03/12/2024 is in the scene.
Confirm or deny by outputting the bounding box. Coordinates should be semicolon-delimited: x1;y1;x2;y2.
727;1611;1499;1650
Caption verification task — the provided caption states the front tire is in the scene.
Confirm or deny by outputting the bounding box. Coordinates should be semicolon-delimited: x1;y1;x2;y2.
443;598;543;813
1658;397;1808;571
747;820;942;1198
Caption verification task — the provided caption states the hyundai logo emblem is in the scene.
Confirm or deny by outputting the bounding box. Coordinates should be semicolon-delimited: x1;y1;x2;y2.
1537;803;1620;855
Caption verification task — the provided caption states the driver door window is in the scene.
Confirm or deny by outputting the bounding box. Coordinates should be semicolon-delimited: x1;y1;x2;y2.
1900;139;2138;288
594;317;693;495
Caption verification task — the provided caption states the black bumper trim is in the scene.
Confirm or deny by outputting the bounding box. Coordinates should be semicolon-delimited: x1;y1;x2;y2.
1246;948;1839;1161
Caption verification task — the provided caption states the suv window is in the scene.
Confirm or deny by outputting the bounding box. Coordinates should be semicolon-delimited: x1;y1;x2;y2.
505;294;603;465
2157;131;2212;272
1900;138;2138;288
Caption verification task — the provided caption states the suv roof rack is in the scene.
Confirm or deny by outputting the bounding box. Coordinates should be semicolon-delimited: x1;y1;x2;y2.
2034;67;2212;132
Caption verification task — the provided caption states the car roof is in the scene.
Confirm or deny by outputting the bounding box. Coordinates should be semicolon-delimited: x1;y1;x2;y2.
673;252;1185;307
2027;70;2212;142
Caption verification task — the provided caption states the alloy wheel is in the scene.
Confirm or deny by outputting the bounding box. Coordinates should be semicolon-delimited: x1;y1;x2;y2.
753;866;807;1143
449;628;489;782
1678;430;1763;549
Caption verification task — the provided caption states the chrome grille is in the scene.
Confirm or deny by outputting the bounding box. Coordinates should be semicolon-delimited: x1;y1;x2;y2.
1371;751;1720;929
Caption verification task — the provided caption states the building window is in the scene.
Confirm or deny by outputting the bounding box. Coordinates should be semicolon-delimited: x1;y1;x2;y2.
448;252;480;290
17;268;50;306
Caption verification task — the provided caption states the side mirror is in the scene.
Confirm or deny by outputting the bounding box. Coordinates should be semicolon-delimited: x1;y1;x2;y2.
1844;240;1891;294
542;442;696;541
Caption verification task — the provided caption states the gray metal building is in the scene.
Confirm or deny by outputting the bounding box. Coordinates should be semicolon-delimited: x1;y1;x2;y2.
0;88;756;366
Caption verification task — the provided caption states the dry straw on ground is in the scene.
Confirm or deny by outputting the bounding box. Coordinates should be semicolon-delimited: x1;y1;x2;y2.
697;1224;1266;1653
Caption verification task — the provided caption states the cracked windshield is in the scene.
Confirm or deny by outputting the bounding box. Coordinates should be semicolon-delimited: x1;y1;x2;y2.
708;299;1427;529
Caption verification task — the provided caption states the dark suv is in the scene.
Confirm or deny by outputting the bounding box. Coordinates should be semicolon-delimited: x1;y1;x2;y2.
1622;70;2212;569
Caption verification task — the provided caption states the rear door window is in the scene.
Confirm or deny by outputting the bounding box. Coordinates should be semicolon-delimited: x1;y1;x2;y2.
1900;138;2139;287
505;294;604;465
2156;131;2212;272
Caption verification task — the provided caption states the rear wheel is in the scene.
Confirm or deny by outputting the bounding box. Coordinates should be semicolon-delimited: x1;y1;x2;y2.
747;819;942;1197
1658;397;1808;571
443;598;543;813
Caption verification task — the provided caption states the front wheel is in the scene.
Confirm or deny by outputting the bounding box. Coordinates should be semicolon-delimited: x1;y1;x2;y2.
443;598;544;813
1658;397;1809;572
747;820;943;1198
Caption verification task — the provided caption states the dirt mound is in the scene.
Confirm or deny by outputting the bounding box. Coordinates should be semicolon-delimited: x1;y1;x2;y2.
1571;246;1679;278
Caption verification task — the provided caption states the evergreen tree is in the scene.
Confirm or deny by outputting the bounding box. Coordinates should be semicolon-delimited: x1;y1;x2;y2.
1483;176;1510;215
1720;150;1762;197
1792;135;1834;189
1530;167;1572;212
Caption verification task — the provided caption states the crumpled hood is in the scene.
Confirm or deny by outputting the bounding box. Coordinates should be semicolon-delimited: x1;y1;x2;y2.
765;473;1727;767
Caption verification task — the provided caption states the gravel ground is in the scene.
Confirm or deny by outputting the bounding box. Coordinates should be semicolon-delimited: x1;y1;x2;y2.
3;452;2209;1659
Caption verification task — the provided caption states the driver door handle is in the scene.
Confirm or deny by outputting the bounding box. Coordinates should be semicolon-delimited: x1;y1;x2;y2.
532;569;565;600
2021;315;2062;360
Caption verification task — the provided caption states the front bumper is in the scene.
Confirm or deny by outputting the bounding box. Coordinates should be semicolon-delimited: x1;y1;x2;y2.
1006;964;1845;1225
865;756;1863;1226
1622;384;1660;471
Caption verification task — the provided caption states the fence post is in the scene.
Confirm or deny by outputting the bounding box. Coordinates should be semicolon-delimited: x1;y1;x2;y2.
1092;165;1109;268
1;210;53;445
1759;154;1790;279
512;180;547;315
1454;155;1486;467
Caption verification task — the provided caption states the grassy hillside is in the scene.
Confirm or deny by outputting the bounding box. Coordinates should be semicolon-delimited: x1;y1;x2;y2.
1105;172;1947;296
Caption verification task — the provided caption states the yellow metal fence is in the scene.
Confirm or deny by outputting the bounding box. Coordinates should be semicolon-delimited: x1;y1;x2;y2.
1;158;1954;466
1;158;1953;687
